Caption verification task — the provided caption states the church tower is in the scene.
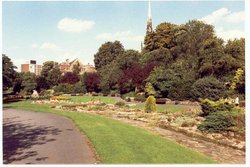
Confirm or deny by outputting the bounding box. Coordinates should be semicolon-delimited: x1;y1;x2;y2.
146;0;153;34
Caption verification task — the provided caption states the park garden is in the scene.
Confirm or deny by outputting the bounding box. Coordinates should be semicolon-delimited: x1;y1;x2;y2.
3;20;245;164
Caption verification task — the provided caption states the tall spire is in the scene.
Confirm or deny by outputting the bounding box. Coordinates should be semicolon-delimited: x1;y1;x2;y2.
148;0;151;21
146;0;153;34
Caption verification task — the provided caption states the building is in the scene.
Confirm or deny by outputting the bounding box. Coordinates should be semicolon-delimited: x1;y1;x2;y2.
21;60;42;75
59;58;96;75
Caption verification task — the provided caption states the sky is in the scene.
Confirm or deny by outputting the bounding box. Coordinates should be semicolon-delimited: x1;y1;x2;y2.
2;0;245;71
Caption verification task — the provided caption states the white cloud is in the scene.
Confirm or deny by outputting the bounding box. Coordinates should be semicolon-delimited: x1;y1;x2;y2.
225;11;244;23
31;43;39;48
199;8;244;41
200;8;244;24
96;31;143;42
57;18;95;33
40;42;59;50
215;27;244;41
200;8;230;24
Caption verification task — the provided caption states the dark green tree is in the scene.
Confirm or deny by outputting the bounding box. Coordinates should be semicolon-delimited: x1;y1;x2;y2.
2;54;17;90
191;76;225;101
94;41;124;70
21;72;37;94
40;61;61;87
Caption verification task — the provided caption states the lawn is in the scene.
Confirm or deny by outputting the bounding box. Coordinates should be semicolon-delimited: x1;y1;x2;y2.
4;100;215;164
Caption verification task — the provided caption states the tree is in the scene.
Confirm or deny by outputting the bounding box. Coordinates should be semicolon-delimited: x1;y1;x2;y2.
230;68;245;94
146;67;182;98
94;41;124;70
40;61;61;87
140;48;173;67
21;72;37;94
99;61;122;94
115;49;141;71
72;62;81;75
61;72;79;84
191;76;225;101
36;76;50;91
144;96;157;113
82;72;100;92
13;72;23;93
144;82;156;96
2;54;17;90
143;22;185;53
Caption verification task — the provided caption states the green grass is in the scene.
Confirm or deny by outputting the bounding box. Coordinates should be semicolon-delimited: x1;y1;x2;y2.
4;101;215;164
133;103;194;113
68;95;117;104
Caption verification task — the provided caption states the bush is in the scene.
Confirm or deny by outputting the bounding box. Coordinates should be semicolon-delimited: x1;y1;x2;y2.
144;96;157;113
134;93;146;102
200;99;235;117
92;92;98;96
115;101;126;107
73;82;87;94
198;111;235;133
191;76;225;101
54;84;74;94
110;90;118;97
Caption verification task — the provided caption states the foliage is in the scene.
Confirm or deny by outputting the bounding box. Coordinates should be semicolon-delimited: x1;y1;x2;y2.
94;41;124;70
115;101;126;107
21;72;37;94
230;68;245;94
73;81;87;93
82;72;100;92
53;83;74;94
199;98;235;117
2;54;17;90
144;82;156;96
198;111;236;133
61;72;80;84
144;95;157;113
72;61;82;75
134;93;146;102
191;76;225;101
99;61;122;94
146;67;181;98
36;76;50;91
40;61;61;87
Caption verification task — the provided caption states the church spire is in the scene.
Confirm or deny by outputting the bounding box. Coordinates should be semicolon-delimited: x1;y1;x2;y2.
146;0;153;33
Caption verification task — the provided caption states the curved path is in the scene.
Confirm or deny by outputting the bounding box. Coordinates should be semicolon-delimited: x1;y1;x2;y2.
3;108;97;164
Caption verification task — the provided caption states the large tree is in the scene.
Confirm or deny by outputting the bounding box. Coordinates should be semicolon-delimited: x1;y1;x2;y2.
21;72;37;94
40;61;61;87
61;72;79;84
2;54;17;90
94;41;124;70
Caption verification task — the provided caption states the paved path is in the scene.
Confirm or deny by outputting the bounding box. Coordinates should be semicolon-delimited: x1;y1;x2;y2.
3;108;97;164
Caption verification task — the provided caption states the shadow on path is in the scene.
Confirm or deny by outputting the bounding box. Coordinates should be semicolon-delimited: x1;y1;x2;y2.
3;117;62;164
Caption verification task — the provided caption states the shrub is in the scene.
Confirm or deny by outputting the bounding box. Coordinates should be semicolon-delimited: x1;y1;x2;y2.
54;84;74;94
199;99;235;117
191;76;225;101
135;93;146;102
92;92;98;96
144;96;157;113
198;111;235;133
110;90;118;97
98;93;104;96
115;101;126;107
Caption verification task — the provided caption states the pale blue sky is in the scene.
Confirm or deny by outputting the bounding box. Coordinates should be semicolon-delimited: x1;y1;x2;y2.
2;1;245;70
